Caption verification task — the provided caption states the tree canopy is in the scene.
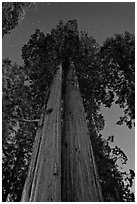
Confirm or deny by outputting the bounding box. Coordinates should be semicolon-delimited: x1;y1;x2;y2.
2;58;38;201
2;20;135;201
98;32;135;128
2;2;35;37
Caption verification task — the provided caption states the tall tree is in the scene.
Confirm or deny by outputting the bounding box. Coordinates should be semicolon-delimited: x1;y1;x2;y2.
21;21;104;201
21;65;62;201
61;62;103;201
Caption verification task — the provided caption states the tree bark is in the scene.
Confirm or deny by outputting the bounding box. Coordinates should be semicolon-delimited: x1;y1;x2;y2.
21;64;62;202
21;62;103;202
61;62;103;201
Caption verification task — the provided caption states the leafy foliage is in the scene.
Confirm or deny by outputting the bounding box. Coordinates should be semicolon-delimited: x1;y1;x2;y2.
2;2;35;37
98;32;135;128
89;130;135;201
2;20;135;201
2;59;39;201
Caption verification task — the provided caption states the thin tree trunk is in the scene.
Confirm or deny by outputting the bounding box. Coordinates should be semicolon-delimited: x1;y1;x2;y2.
21;64;62;201
61;62;103;201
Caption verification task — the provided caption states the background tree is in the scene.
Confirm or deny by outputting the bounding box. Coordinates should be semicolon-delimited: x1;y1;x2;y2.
2;2;35;37
89;132;135;201
98;31;135;128
2;59;39;201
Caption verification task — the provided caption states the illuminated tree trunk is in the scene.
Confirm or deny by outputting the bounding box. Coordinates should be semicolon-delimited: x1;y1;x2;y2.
21;65;62;201
61;62;103;201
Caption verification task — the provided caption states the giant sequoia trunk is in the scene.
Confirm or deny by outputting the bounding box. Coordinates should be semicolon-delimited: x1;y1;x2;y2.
21;64;62;201
21;61;103;202
61;62;103;201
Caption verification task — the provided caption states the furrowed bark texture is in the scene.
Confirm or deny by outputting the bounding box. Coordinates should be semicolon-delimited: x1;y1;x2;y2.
21;65;62;202
61;63;103;201
21;62;103;202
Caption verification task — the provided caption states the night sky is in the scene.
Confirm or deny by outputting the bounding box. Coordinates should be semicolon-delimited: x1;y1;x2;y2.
2;1;135;185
